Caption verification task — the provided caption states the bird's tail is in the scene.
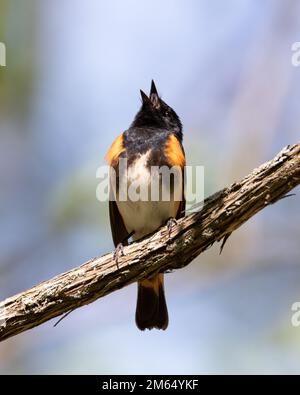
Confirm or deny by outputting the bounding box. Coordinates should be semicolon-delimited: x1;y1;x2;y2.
135;273;168;330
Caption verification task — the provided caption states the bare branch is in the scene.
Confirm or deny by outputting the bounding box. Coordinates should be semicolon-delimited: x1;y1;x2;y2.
0;144;299;342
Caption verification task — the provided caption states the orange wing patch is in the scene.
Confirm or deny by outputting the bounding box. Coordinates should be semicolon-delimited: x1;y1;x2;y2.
105;133;125;165
164;134;186;167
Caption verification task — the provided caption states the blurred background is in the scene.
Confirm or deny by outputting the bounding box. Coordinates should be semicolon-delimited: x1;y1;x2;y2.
0;0;300;374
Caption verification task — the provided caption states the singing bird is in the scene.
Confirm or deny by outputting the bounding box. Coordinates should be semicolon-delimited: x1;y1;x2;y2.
105;81;185;330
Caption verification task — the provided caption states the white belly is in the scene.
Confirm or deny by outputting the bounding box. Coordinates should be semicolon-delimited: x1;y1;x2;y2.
117;199;177;240
114;151;182;240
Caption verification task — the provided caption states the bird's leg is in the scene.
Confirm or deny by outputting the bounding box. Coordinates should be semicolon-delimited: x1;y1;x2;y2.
113;243;125;268
166;217;177;238
113;231;135;268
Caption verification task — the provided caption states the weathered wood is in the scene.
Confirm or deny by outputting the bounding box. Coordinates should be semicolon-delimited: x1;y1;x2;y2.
0;144;299;342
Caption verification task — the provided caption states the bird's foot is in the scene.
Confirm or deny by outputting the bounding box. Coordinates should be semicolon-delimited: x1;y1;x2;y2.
166;217;177;239
113;243;125;268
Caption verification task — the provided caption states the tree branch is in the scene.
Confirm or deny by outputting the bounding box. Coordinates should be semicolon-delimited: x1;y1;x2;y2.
1;144;300;342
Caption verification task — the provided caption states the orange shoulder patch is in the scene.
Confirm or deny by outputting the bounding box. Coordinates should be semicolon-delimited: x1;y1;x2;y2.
164;134;186;167
105;133;125;165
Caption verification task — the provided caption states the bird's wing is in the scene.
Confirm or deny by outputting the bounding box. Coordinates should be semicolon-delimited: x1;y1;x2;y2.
176;166;186;219
164;133;186;219
109;198;130;247
106;133;130;247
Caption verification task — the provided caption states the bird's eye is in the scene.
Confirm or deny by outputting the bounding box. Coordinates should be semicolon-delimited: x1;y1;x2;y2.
165;111;170;116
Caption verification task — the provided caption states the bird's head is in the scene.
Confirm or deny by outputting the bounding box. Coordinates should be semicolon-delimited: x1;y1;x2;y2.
131;80;182;139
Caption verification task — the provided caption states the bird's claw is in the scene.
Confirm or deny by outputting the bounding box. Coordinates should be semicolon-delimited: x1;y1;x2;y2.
113;243;125;268
167;217;177;238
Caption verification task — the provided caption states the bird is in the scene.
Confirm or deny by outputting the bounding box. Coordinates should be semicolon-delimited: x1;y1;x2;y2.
105;80;185;330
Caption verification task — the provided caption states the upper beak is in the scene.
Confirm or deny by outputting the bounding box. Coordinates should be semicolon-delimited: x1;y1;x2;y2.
150;80;158;97
150;80;159;107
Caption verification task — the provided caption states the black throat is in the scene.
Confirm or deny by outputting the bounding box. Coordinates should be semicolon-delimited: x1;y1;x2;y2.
130;107;183;142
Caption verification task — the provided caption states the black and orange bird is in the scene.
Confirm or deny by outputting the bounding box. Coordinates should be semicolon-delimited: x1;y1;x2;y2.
105;81;185;330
